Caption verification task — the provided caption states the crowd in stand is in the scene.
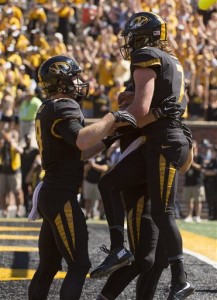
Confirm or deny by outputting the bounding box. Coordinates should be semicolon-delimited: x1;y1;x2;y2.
0;0;216;218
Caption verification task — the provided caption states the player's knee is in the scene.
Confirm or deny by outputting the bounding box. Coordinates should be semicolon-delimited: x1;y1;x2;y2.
136;254;155;273
60;265;89;300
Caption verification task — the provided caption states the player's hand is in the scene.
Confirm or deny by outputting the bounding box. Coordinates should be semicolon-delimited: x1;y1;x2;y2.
102;133;123;149
152;96;185;119
118;83;135;109
182;123;193;149
111;111;137;128
118;92;134;109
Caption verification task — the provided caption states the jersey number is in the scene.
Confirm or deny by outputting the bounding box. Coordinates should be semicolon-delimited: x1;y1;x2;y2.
176;63;185;103
35;119;43;156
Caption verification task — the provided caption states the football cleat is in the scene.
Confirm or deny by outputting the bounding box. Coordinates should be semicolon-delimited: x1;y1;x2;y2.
90;245;134;279
167;281;195;300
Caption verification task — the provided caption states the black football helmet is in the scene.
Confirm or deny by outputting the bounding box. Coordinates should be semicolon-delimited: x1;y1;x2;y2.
119;12;167;60
38;55;89;101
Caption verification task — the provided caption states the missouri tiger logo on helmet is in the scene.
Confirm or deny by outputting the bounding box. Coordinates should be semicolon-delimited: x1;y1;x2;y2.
49;62;73;75
119;12;167;60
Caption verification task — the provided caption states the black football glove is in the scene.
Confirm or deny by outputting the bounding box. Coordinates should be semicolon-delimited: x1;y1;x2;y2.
182;123;193;149
102;133;123;149
111;111;137;128
152;96;185;120
125;83;135;92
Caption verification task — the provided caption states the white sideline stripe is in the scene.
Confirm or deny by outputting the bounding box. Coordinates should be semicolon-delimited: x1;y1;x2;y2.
183;248;217;269
124;223;217;268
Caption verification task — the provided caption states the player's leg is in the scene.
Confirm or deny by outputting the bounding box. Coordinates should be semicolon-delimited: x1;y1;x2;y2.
144;129;194;299
28;219;62;300
35;185;90;300
136;234;168;300
90;147;146;278
99;146;146;247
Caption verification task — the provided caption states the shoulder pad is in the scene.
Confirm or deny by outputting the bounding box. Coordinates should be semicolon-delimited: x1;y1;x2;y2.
53;98;82;120
131;47;162;69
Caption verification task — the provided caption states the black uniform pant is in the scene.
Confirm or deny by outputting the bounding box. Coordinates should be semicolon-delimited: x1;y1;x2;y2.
99;127;189;261
28;184;91;300
100;184;168;300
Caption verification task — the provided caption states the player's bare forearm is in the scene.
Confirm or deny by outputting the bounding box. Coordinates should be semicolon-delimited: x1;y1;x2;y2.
82;141;106;160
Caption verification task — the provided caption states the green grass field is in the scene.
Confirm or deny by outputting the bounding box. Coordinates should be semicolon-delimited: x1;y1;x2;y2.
177;220;217;239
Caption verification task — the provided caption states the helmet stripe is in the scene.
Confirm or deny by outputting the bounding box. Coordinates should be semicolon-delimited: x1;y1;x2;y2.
160;23;167;41
150;12;167;41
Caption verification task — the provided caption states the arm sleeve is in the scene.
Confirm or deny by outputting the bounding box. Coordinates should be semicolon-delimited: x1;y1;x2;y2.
55;118;83;147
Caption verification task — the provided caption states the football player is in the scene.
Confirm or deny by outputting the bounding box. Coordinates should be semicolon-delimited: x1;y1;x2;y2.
90;12;194;300
92;84;192;300
27;55;137;300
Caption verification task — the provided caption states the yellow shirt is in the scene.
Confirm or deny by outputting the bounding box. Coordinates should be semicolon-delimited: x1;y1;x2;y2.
108;86;125;111
11;5;23;22
48;43;67;56
34;37;50;51
26;53;42;68
97;59;114;87
6;16;21;30
16;34;30;52
7;53;23;66
57;6;74;18
0;70;5;86
29;7;47;22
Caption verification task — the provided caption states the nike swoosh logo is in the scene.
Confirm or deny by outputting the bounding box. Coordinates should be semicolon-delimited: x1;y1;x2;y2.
161;145;171;149
163;107;172;111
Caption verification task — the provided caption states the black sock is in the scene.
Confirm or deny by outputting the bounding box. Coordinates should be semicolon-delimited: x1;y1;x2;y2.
110;226;124;250
170;259;186;285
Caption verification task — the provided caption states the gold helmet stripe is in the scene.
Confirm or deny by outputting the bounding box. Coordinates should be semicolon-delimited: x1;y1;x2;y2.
150;12;167;41
160;23;167;41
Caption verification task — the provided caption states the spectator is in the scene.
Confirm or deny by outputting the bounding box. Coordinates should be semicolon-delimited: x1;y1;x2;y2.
27;2;48;34
182;140;205;223
108;79;126;112
0;114;25;218
21;134;40;214
188;84;206;120
83;151;109;220
53;1;75;45
81;78;95;118
203;146;217;220
206;89;217;121
19;87;42;148
48;32;67;56
94;53;114;93
112;52;131;85
92;84;110;118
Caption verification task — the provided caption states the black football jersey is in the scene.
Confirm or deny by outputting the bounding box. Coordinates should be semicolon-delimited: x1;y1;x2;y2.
131;47;187;111
35;98;85;187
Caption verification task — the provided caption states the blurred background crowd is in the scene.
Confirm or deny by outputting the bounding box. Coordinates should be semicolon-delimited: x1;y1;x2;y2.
0;0;216;219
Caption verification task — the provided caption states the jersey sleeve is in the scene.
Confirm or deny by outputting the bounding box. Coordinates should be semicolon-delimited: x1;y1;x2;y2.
55;118;83;147
131;48;162;75
51;98;84;142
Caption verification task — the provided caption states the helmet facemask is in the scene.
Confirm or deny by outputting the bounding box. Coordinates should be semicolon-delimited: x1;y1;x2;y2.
119;33;150;60
70;75;89;102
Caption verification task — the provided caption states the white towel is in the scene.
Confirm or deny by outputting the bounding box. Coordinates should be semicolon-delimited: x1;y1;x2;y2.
118;136;146;163
28;181;43;221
